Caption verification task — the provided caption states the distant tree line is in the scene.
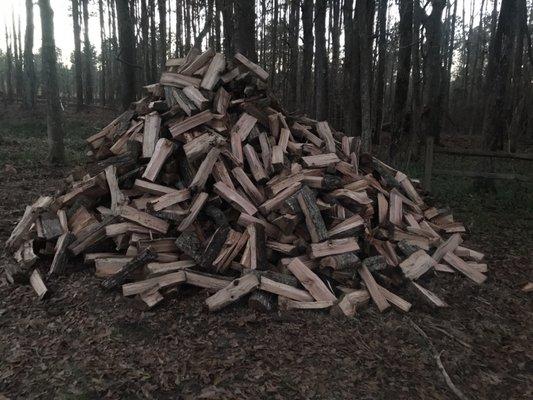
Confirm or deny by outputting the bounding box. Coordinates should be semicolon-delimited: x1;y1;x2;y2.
0;0;531;164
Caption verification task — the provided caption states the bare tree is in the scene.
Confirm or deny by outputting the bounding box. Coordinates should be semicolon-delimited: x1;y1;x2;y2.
116;0;137;109
23;0;36;109
301;0;314;115
158;0;167;69
373;0;388;144
38;0;65;164
234;0;256;61
72;0;84;109
314;0;328;120
98;0;106;105
82;0;93;104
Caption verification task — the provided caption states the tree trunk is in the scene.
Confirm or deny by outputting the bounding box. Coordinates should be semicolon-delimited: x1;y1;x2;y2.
329;0;341;124
116;0;137;110
82;0;94;104
373;0;387;144
234;0;256;61
390;0;413;157
158;0;167;70
221;0;234;58
356;0;375;153
176;0;183;56
287;0;300;110
23;0;36;109
98;0;107;105
314;0;328;121
482;0;519;151
184;0;191;52
38;0;65;164
72;0;84;109
5;28;14;104
270;0;279;88
301;0;314;116
342;0;353;134
423;0;445;144
141;0;150;84
149;0;157;81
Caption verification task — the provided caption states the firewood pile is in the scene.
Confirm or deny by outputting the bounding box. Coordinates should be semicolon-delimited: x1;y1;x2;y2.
5;49;488;315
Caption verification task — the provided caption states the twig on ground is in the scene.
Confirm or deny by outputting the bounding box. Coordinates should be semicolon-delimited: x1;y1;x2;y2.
408;318;470;400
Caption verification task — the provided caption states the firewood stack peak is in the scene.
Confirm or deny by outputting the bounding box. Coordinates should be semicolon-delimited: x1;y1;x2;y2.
5;49;488;315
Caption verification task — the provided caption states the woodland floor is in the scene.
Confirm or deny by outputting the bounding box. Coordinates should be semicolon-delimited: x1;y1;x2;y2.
0;105;531;399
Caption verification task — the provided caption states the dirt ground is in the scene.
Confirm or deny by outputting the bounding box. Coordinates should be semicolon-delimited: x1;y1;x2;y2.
0;107;531;399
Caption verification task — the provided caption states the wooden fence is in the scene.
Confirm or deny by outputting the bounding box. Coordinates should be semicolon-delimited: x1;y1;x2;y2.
423;137;533;190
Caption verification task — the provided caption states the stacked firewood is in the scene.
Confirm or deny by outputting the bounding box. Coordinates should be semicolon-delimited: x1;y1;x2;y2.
5;49;488;315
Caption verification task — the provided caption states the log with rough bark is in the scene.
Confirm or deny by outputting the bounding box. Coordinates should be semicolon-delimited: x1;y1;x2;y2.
101;247;158;290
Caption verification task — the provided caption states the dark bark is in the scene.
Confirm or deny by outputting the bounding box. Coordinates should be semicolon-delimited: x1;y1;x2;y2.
329;0;341;122
342;0;354;134
221;0;234;58
356;0;375;152
23;0;36;108
149;0;157;81
158;0;167;70
141;0;150;84
38;0;65;164
481;0;519;151
175;0;183;56
116;0;137;110
287;0;300;110
99;0;107;105
72;0;84;108
82;0;94;104
373;0;387;144
4;28;13;104
270;0;279;87
314;0;328;120
423;0;446;144
390;0;413;157
234;0;256;61
301;0;314;115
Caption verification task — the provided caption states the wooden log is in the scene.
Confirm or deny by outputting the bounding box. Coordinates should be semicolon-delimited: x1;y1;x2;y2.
169;110;214;138
201;53;226;90
278;298;335;310
234;52;269;81
177;192;209;232
133;179;181;196
320;252;360;271
248;223;267;270
443;252;487;284
189;148;221;191
243;144;269;183
146;260;196;276
180;47;215;74
182;86;209;110
101;247;157;290
400;250;436;280
105;165;127;211
118;205;169;234
6;196;53;251
147;189;191;212
48;233;75;276
205;273;260;311
396;171;424;206
378;284;412;312
160;71;201;87
258;182;301;215
213;86;231;114
315;121;336;153
183;132;226;162
302;153;340;168
39;212;63;240
432;233;463;262
327;215;364;239
142;138;175;182
411;281;448;308
230;132;244;164
286;258;336;302
213;182;258;215
185;270;232;291
389;191;403;226
333;289;370;317
358;265;390;312
29;269;48;300
310;238;360;259
175;231;203;263
69;215;119;256
139;287;164;308
297;186;328;243
231;167;266;205
142;112;161;158
259;276;314;302
122;271;187;296
231;113;258;141
200;226;230;269
454;245;485;262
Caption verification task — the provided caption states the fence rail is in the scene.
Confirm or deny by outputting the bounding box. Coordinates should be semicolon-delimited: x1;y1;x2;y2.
423;137;533;190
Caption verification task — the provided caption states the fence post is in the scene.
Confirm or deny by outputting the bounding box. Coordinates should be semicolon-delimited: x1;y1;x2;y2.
424;136;434;191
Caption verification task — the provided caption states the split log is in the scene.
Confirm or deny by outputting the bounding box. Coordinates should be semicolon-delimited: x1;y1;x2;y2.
101;247;158;290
